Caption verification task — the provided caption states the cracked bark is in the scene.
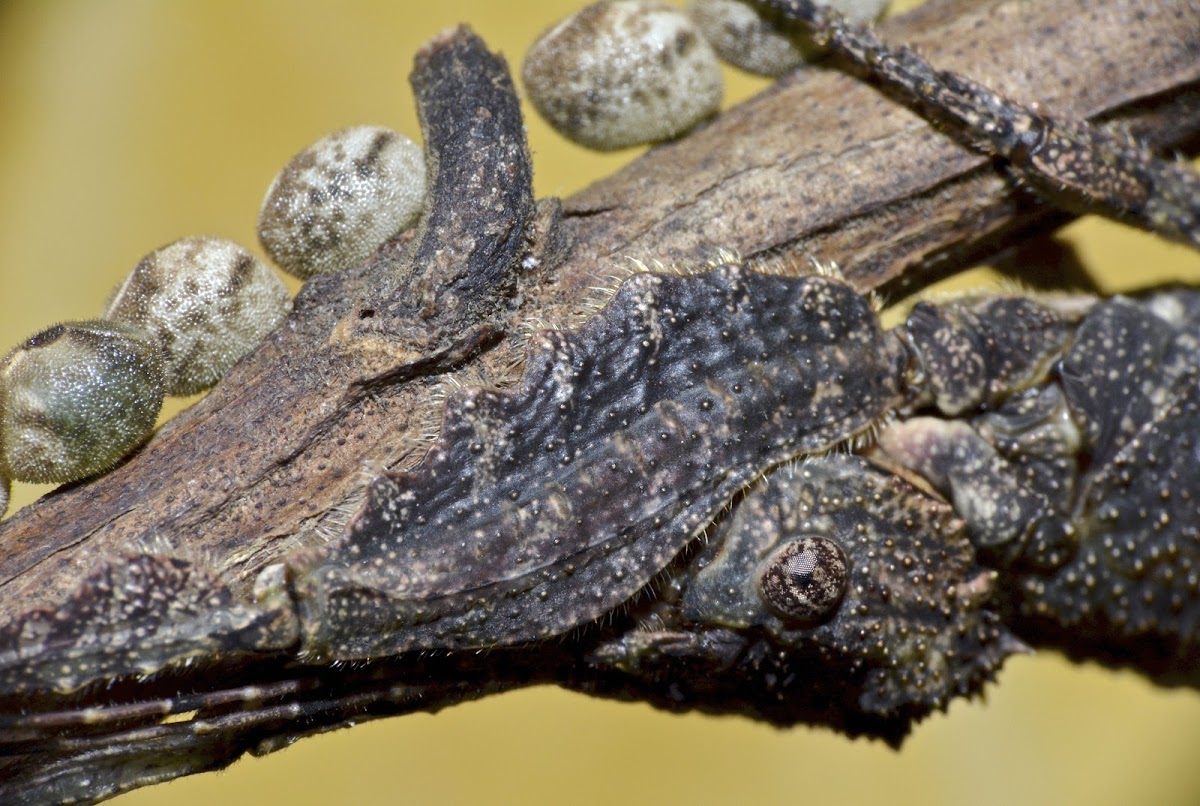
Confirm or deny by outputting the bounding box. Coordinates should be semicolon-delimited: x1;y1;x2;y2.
1;0;1198;642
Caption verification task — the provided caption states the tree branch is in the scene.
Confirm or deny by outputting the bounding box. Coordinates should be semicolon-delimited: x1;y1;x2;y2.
0;0;1197;700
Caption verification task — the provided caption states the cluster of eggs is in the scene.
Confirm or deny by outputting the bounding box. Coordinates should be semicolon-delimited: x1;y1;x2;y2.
0;0;887;516
524;0;889;149
0;125;426;514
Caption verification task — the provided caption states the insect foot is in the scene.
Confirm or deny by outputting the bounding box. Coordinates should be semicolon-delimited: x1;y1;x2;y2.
289;266;909;660
883;290;1200;684
580;455;1021;744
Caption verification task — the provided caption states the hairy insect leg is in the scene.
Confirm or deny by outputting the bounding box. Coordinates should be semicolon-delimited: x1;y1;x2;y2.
758;0;1200;247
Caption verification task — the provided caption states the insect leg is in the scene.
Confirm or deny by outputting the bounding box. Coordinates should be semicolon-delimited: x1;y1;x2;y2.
759;0;1200;247
883;288;1200;683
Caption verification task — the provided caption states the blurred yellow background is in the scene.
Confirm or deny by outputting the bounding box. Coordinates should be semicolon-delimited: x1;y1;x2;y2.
2;2;1199;805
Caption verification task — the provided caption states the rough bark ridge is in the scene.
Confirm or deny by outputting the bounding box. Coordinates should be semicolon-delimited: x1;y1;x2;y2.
0;0;1198;648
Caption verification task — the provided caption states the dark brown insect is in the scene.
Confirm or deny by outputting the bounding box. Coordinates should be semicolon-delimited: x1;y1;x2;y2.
0;2;1197;804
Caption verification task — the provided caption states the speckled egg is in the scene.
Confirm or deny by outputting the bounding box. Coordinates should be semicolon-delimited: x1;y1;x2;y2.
257;125;426;279
689;0;890;77
522;0;723;150
0;321;164;484
103;236;291;396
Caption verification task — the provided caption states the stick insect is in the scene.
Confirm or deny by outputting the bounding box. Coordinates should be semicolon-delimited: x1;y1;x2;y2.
0;1;1195;806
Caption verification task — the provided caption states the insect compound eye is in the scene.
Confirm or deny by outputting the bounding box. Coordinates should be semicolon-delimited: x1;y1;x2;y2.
755;535;849;625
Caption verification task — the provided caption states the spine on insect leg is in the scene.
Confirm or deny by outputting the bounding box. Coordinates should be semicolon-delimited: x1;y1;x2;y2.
759;0;1200;247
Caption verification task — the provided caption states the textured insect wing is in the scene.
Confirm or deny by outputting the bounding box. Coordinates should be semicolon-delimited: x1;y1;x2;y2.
292;267;907;659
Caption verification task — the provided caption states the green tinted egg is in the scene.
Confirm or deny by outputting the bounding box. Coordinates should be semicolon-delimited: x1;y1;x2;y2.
0;321;164;484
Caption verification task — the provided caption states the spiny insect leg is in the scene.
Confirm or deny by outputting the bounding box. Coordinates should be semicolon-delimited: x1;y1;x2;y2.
883;289;1200;684
759;0;1200;247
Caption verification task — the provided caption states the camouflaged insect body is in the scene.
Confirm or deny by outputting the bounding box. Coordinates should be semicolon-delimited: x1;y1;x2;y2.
1;6;1199;801
4;263;1200;803
5;270;1199;723
7;269;1190;802
0;266;1018;733
291;267;909;659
